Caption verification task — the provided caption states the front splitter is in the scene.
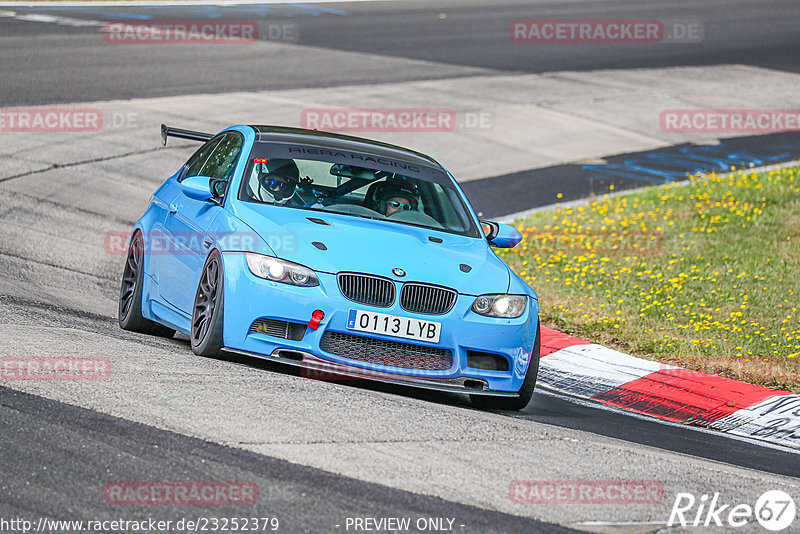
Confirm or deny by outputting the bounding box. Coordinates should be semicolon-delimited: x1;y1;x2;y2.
226;347;518;398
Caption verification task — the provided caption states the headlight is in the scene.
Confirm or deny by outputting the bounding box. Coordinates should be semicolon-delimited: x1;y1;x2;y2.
471;294;527;318
245;253;319;287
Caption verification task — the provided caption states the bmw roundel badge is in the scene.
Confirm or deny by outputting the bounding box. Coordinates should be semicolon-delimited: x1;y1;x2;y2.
392;268;406;277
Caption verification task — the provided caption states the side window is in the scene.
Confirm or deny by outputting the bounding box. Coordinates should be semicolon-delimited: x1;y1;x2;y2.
179;137;223;182
199;133;244;182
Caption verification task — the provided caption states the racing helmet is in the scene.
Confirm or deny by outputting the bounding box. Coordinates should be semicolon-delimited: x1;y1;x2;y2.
258;159;300;201
376;176;420;213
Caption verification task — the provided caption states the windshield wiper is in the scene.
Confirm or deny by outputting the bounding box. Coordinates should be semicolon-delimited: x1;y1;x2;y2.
259;203;383;221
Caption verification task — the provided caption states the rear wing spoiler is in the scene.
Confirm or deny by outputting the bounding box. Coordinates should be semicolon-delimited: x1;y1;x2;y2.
161;124;213;145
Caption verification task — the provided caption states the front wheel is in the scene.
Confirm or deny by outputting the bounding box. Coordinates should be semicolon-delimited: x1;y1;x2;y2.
191;251;224;357
470;320;540;411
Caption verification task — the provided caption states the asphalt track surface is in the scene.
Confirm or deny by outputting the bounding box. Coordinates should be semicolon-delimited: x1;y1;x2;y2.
464;131;800;217
0;0;799;105
0;386;573;533
1;1;800;532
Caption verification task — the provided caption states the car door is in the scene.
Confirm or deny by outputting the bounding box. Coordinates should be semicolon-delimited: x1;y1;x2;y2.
150;136;222;290
159;132;244;313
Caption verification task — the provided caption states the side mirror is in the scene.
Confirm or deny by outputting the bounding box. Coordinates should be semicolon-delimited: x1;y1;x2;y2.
481;220;522;249
180;176;215;201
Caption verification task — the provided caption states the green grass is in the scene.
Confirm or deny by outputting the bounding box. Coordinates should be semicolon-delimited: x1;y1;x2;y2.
499;165;800;392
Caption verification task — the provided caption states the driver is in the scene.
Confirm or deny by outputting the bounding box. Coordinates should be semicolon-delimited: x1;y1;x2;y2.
377;178;420;217
257;159;300;204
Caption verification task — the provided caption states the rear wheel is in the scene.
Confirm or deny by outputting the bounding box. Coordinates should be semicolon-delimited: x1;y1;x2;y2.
118;231;176;338
191;251;224;357
470;320;540;411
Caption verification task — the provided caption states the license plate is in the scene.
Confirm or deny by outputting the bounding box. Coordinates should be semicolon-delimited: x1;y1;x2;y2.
346;309;441;343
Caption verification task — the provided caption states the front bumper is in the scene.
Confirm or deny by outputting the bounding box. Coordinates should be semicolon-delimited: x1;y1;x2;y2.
221;252;539;394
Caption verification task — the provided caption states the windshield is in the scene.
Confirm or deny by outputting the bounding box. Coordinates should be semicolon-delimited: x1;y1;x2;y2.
237;144;479;237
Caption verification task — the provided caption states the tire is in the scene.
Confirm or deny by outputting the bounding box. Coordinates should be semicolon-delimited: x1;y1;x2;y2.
470;320;540;411
190;250;224;357
119;231;176;338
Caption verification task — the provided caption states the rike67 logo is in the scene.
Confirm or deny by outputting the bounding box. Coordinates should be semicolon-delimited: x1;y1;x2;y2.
669;490;796;531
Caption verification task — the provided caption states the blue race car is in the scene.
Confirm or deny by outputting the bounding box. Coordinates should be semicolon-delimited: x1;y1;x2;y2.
119;124;540;410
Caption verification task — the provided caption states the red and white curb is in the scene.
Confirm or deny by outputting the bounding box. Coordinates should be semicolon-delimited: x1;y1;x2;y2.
538;327;800;450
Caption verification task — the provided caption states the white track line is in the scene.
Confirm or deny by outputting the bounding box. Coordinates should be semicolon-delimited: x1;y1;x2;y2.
11;12;104;26
0;0;393;6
